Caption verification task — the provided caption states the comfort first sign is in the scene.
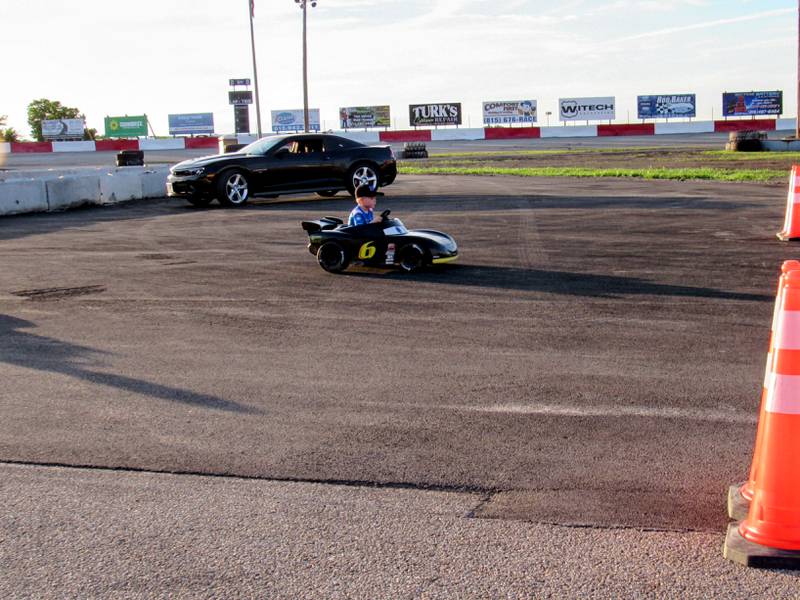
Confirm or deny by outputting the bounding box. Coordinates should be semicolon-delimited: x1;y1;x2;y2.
559;97;615;122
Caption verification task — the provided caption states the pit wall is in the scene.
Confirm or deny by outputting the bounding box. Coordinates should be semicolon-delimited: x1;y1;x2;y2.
0;118;795;154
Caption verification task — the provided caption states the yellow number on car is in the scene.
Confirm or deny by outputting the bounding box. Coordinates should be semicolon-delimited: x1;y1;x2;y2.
358;242;377;260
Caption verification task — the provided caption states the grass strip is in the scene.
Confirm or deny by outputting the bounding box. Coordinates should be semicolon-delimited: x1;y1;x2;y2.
702;150;800;160
430;147;662;159
398;165;785;182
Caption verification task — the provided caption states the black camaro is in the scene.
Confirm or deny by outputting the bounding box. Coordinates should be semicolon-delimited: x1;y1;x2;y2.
167;133;397;207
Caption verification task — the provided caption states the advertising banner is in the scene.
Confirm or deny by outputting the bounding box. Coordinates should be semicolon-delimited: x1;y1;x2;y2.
235;105;250;134
271;109;321;132
104;115;148;138
229;78;251;87
41;118;85;140
228;90;253;105
482;100;537;125
168;113;215;135
559;97;615;122
340;106;391;129
723;91;783;117
409;103;462;126
637;94;696;119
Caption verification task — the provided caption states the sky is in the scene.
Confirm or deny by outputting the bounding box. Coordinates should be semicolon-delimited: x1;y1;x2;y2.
0;0;797;137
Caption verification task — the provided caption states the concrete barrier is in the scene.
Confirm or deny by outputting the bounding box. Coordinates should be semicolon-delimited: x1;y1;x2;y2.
141;167;170;199
777;118;797;132
52;141;97;153
484;127;540;140
99;170;144;205
46;175;101;211
338;131;381;144
431;128;485;141
540;125;598;138
655;121;716;135
139;138;185;151
0;179;48;215
0;142;11;154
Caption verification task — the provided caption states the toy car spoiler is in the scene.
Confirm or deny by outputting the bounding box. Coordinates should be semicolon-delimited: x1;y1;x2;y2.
301;216;344;233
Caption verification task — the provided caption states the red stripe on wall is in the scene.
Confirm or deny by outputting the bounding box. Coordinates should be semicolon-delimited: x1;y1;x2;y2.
484;127;541;140
95;140;140;152
714;119;777;133
184;136;219;149
597;124;655;137
11;142;53;153
379;130;432;142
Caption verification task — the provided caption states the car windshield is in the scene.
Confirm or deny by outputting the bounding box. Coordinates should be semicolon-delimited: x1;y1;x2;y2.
238;136;289;155
384;219;408;235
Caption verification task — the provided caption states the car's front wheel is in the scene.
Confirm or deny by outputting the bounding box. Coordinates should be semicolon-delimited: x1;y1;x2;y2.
317;242;350;273
347;164;379;196
398;244;426;272
217;170;250;207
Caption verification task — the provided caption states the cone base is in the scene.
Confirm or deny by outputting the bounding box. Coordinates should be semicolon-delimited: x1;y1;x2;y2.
727;483;750;521
777;232;798;241
724;523;800;569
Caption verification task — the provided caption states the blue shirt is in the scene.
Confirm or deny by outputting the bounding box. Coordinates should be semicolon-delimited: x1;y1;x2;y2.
348;205;373;226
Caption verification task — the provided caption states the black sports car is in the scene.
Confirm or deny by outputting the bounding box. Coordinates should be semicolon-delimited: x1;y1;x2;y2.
302;210;458;273
167;133;397;207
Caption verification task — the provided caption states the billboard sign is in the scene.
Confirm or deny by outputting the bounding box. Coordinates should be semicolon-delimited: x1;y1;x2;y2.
234;105;250;134
637;94;696;119
409;103;462;126
168;113;215;135
340;106;391;129
41;118;85;140
482;100;537;125
104;115;148;138
271;109;321;132
559;97;615;122
229;78;251;87
228;90;253;105
723;91;783;117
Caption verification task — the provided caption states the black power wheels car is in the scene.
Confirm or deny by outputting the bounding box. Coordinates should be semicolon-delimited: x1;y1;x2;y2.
302;210;458;274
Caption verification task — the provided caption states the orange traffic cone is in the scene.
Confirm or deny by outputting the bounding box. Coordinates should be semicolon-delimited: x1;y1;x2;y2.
728;260;800;520
777;166;800;241
725;269;800;568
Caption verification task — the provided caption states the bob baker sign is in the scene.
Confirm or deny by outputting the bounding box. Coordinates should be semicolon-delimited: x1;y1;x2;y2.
483;101;537;125
637;95;696;119
409;103;462;126
559;97;615;122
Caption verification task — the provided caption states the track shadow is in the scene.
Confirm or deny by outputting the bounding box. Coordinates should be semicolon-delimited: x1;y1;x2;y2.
0;314;257;414
344;264;771;301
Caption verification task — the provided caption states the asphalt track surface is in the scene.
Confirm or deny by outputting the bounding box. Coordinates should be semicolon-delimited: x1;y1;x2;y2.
0;132;740;170
2;174;800;596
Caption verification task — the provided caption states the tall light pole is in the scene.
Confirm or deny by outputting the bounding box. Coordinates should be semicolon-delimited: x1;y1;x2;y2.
295;0;317;133
248;0;263;137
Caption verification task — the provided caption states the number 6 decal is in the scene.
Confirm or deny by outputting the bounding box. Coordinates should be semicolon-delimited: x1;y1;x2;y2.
358;241;376;260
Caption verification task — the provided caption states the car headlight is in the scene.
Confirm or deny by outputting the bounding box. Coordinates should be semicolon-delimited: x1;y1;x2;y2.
187;167;205;176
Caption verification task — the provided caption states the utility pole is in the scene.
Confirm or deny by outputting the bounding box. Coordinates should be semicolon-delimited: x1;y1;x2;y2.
295;0;317;133
249;0;263;137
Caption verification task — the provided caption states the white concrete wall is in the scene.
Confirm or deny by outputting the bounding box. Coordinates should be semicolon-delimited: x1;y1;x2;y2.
430;128;486;141
337;131;381;144
540;125;598;138
139;138;185;151
46;176;101;211
654;121;716;135
0;179;49;215
99;171;144;205
0;142;12;154
777;118;797;132
142;167;170;199
52;141;97;153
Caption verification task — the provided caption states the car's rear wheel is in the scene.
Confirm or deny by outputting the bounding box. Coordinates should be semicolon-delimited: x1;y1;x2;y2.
317;242;350;273
347;164;379;196
398;244;426;272
217;170;250;207
187;197;213;208
316;190;338;197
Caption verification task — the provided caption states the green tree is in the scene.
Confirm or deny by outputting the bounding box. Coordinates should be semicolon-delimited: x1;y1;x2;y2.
27;98;91;142
2;128;19;143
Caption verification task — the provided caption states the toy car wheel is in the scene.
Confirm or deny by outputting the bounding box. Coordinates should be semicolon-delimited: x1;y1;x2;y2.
217;169;250;207
317;242;350;273
398;244;426;272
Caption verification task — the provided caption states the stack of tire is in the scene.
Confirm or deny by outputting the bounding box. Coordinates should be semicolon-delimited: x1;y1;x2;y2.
402;142;428;159
726;130;766;152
